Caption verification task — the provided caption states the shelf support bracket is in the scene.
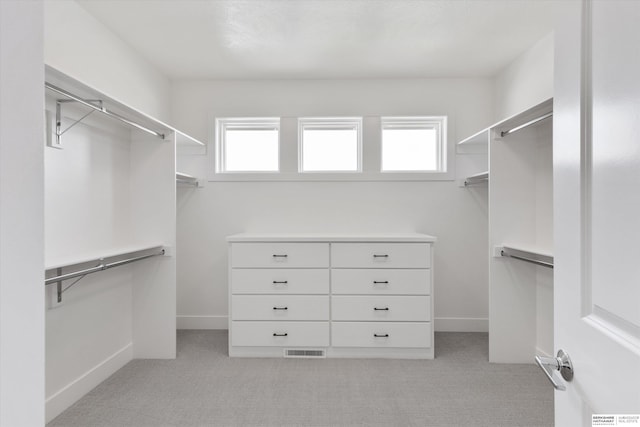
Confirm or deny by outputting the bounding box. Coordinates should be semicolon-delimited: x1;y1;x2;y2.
56;268;62;303
55;99;103;146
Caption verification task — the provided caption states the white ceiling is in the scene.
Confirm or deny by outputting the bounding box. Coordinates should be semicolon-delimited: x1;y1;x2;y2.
77;0;555;80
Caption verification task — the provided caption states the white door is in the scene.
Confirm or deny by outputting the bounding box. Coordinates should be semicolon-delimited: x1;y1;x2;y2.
554;0;640;425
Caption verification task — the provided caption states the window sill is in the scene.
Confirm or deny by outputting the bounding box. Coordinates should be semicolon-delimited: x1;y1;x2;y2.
207;171;454;182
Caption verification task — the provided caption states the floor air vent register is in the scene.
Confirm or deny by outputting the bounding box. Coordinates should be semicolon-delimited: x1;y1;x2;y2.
284;349;326;358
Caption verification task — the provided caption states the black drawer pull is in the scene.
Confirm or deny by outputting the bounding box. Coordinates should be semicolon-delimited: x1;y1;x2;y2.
273;333;288;337
272;254;288;258
373;281;389;284
374;333;389;338
273;307;288;310
374;307;389;311
272;280;288;284
373;254;389;258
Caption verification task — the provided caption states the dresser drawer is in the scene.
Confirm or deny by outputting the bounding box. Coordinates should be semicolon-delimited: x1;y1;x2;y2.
331;269;430;295
232;243;329;268
332;322;432;348
332;296;430;321
331;243;430;268
232;295;329;321
232;269;329;294
231;321;329;347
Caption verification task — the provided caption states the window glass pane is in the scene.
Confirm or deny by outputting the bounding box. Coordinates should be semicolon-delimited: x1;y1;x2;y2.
224;128;278;172
382;128;438;171
301;128;359;172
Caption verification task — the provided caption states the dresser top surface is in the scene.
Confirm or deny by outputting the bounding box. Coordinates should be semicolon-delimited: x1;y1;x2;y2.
227;233;437;243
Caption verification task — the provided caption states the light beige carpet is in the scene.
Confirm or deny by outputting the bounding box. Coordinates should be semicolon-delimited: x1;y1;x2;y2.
48;331;553;427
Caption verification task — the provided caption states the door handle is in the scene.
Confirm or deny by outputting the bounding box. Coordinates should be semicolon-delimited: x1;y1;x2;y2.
535;349;573;391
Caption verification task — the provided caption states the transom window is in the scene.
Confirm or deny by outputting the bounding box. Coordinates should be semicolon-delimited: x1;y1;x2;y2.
210;115;451;180
298;117;362;172
381;117;447;172
215;118;280;172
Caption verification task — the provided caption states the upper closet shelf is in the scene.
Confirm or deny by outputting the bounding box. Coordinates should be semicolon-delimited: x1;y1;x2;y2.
45;65;204;147
457;97;553;147
494;98;553;139
457;127;490;146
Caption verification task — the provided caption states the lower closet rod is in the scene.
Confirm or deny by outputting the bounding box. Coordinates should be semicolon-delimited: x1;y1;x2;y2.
500;247;554;269
44;249;165;285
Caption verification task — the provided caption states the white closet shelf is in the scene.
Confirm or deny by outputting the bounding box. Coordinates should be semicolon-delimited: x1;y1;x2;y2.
45;65;204;147
45;243;168;271
45;245;169;303
463;171;489;186
494;98;553;138
176;172;201;187
457;128;489;146
457;97;553;147
175;131;205;147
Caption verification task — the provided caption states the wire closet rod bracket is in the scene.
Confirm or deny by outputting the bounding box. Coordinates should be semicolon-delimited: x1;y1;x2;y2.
46;82;166;146
496;246;554;269
45;246;168;302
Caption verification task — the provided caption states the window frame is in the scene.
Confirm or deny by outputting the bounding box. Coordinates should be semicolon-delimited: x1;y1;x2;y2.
297;117;363;173
380;116;448;173
208;115;453;182
215;117;281;173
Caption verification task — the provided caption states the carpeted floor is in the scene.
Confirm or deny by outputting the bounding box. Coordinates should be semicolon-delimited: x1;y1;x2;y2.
48;331;553;427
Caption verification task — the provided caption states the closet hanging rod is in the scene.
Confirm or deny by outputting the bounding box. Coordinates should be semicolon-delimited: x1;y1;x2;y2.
45;248;165;286
500;112;553;138
45;82;165;140
500;246;554;269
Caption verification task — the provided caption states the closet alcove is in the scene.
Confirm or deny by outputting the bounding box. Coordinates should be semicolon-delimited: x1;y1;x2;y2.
43;65;204;420
458;98;554;364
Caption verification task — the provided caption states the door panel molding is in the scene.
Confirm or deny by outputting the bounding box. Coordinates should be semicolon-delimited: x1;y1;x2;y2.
587;307;640;353
580;0;593;319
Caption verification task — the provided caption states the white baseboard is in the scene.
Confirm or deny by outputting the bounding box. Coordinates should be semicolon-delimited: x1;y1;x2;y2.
434;317;488;332
45;343;133;423
177;315;228;330
535;346;553;358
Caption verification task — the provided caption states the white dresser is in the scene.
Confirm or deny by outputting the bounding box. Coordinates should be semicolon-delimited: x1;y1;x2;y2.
227;234;436;359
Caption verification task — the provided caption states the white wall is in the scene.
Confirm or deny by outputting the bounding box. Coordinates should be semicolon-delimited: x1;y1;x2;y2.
493;32;554;121
43;120;135;419
173;78;492;332
0;1;45;425
44;0;171;122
